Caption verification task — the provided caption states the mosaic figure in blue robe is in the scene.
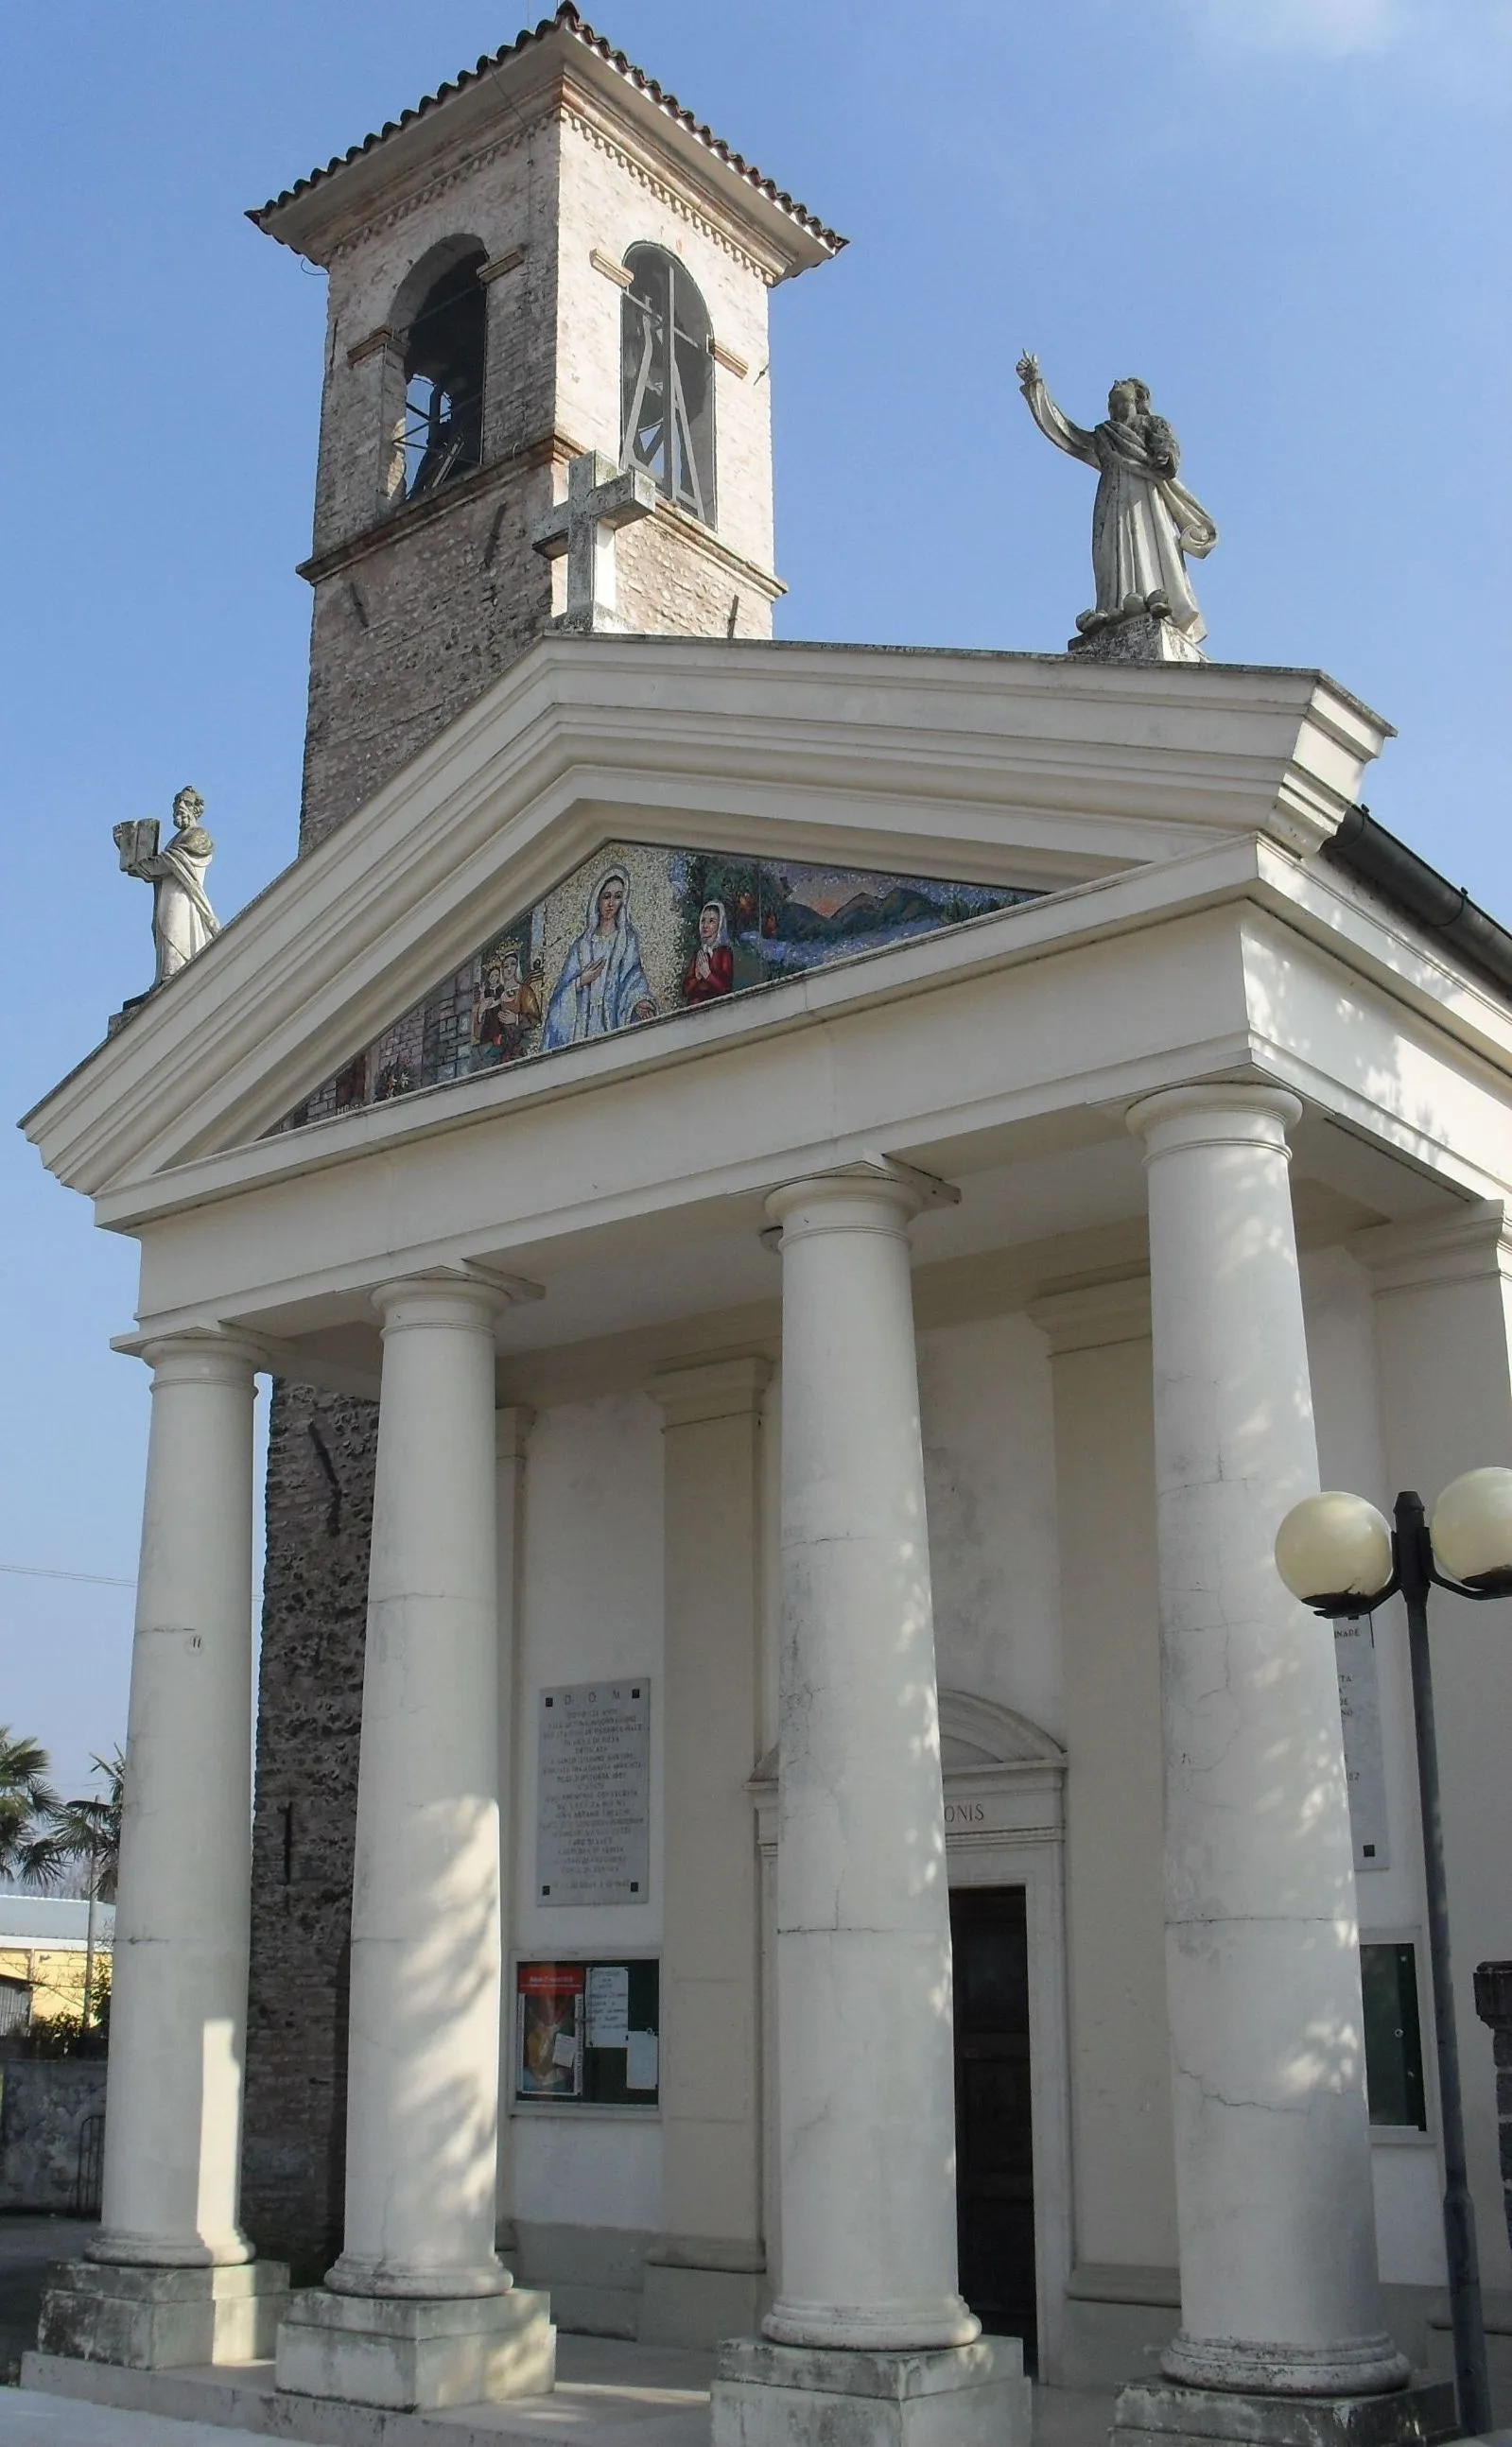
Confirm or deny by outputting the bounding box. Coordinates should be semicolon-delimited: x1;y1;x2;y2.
541;866;657;1050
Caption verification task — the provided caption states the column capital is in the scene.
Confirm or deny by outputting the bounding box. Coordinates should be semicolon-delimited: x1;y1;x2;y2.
370;1265;543;1328
764;1156;958;1239
646;1353;772;1428
125;1328;268;1388
1126;1082;1303;1159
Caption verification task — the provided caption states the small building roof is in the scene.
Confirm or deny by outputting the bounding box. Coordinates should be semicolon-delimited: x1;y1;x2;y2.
251;4;845;274
0;1895;115;1952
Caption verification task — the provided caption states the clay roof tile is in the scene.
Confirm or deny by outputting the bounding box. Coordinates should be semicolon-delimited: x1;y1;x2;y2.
250;4;844;256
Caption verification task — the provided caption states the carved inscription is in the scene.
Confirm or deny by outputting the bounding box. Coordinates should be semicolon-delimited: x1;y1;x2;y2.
537;1680;651;1906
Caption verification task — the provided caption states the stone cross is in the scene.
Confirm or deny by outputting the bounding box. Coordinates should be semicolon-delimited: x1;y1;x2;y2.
532;450;656;633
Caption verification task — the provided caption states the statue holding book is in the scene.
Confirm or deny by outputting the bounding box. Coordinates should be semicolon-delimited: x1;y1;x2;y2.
114;786;220;991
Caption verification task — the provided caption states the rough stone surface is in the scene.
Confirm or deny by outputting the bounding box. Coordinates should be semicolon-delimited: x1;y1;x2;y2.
242;1384;377;2279
299;464;555;850
1067;607;1204;665
1110;2379;1457;2447
0;2061;105;2213
712;2334;1031;2447
617;507;777;644
36;2258;289;2371
276;2285;554;2413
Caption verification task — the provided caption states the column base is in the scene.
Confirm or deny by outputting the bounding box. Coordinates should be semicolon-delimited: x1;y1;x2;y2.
711;2334;1031;2447
38;2257;290;2369
1163;2329;1413;2395
1112;2376;1457;2447
275;2283;555;2413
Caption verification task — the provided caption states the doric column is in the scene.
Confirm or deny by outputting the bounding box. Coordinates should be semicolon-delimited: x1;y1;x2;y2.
713;1167;1027;2447
643;1355;771;2348
277;1276;553;2413
92;1332;265;2268
35;1333;291;2371
763;1166;971;2351
330;1276;513;2299
1126;1087;1406;2398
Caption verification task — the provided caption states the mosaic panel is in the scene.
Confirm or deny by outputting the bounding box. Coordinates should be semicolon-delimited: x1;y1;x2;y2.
279;842;1041;1131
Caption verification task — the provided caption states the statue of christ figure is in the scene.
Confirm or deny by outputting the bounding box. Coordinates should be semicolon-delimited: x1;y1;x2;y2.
1016;356;1218;643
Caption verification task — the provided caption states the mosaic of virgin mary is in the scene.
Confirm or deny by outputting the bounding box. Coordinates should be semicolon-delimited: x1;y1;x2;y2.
541;865;658;1050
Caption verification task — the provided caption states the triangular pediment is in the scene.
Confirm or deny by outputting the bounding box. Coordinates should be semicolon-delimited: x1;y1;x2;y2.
277;834;1042;1134
22;633;1387;1209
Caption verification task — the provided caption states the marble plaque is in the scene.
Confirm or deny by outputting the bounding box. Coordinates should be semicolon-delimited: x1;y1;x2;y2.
1334;1615;1389;1872
537;1680;651;1906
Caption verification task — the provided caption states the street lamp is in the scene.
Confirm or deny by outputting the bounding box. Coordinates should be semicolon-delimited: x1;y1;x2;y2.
1275;1469;1512;2439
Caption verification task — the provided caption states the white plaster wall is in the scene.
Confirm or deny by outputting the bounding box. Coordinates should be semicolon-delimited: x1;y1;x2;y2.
509;1390;666;2232
1046;1323;1178;2275
509;2112;663;2234
918;1315;1064;1741
1301;1246;1445;2289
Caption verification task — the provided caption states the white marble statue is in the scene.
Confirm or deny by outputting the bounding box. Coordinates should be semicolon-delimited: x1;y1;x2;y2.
1017;355;1218;643
114;786;220;988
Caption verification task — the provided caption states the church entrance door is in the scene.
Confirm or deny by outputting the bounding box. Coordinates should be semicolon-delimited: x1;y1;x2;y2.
950;1883;1037;2368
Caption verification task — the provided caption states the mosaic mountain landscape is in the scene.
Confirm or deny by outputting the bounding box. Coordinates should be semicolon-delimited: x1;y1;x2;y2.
280;842;1041;1130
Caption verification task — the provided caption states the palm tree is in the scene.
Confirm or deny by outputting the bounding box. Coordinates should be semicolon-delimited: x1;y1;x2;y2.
50;1751;125;2031
0;1727;65;1887
49;1752;124;1905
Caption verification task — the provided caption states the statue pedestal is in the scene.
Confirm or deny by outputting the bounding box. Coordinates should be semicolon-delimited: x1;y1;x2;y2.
1069;607;1205;665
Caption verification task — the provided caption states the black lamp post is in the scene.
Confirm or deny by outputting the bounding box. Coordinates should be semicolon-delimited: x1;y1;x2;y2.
1276;1470;1512;2440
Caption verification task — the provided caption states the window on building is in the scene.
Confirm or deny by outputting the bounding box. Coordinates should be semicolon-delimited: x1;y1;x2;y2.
1362;1941;1428;2130
620;245;716;526
0;1974;31;2039
400;249;486;502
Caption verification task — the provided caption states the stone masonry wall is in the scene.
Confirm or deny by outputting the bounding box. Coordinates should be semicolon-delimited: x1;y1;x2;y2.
300;462;557;851
0;2058;106;2213
242;1382;377;2275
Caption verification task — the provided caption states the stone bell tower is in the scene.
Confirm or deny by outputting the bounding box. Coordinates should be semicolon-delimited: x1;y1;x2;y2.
252;1;842;848
240;8;841;2279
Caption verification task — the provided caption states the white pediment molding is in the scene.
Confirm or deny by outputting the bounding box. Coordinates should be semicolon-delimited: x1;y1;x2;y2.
750;1689;1066;1858
752;1688;1065;1786
24;635;1387;1204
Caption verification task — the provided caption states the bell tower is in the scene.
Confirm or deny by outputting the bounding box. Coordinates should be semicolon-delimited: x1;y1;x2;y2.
252;3;843;848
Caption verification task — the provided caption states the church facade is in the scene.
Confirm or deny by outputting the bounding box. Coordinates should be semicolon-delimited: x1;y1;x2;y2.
21;11;1512;2443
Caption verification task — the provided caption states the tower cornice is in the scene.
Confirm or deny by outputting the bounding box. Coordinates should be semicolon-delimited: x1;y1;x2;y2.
250;9;843;280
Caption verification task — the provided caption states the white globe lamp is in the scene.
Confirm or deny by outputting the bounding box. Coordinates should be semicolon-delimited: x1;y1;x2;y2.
1430;1466;1512;1593
1274;1490;1395;1611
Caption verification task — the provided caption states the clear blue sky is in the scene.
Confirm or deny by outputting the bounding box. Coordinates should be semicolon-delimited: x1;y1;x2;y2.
2;0;1507;1796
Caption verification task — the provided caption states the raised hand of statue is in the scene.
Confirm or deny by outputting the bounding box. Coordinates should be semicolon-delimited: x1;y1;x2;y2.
1016;351;1041;390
